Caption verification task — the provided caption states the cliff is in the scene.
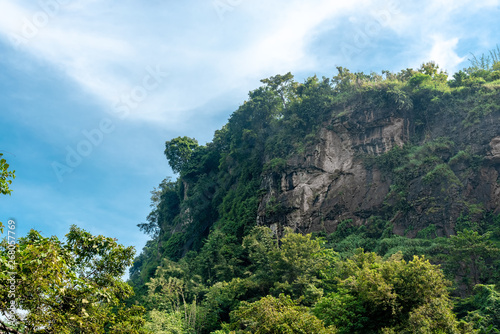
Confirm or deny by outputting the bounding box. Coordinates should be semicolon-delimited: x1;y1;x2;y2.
258;87;500;238
131;65;500;289
127;64;500;333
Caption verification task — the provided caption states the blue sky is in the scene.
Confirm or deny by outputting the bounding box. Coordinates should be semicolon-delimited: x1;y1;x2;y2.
0;0;499;261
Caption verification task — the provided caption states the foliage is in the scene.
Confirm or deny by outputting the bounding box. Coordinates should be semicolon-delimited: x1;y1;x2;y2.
325;252;466;333
263;158;287;173
165;136;199;174
144;310;192;334
228;294;335;334
0;153;15;196
5;55;500;332
260;72;299;110
138;178;180;238
467;284;500;331
135;226;484;332
445;230;500;292
0;226;148;333
313;289;368;333
0;153;16;228
467;45;500;73
130;55;500;332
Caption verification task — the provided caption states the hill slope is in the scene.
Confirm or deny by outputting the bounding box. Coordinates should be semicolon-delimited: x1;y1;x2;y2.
130;60;500;333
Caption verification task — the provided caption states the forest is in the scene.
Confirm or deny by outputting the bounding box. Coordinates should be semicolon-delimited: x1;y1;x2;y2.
1;48;500;333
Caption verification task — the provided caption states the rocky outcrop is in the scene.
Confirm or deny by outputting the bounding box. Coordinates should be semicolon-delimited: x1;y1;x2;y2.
487;136;500;164
257;105;500;238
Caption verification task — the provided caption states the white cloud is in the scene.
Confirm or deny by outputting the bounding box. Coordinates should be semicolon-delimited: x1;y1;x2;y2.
0;0;369;126
0;0;499;126
427;36;466;73
232;1;361;74
369;0;500;72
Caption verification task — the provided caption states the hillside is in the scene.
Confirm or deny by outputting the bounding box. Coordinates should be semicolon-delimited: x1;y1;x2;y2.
129;58;500;333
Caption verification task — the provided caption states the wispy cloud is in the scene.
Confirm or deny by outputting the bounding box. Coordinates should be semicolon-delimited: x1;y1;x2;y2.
1;0;499;127
427;36;466;73
0;0;374;126
376;0;500;70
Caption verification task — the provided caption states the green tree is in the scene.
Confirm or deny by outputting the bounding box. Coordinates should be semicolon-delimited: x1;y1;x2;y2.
164;136;199;174
200;278;259;332
0;153;15;229
144;259;201;331
268;230;329;302
332;66;356;92
0;226;148;333
447;230;500;290
465;284;500;332
260;72;298;110
0;153;15;196
318;251;469;333
313;289;368;334
468;45;500;72
242;226;277;289
228;294;336;333
138;177;180;238
144;310;191;334
0;153;16;195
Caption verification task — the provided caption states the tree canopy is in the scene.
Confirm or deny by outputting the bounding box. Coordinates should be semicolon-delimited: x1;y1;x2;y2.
0;153;15;197
164;137;199;174
0;226;148;333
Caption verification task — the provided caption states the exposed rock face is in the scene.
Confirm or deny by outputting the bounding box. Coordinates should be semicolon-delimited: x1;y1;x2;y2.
488;136;500;163
257;106;500;237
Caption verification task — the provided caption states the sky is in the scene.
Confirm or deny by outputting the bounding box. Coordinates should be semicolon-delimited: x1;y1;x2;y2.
0;0;499;266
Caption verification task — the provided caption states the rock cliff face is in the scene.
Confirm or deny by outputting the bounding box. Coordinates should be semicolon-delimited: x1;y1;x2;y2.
257;105;500;238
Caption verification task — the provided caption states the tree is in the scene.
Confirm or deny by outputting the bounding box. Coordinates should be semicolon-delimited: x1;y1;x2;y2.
317;251;470;333
144;259;200;331
468;45;500;72
0;153;15;196
242;226;277;288
269;230;329;302
0;225;148;333
144;310;191;334
465;284;500;332
164;137;199;174
332;66;356;92
0;153;15;228
228;294;336;333
313;289;368;334
447;229;500;290
260;72;298;110
138;178;180;238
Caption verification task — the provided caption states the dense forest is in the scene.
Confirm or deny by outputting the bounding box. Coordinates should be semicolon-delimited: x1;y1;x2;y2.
2;48;500;333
